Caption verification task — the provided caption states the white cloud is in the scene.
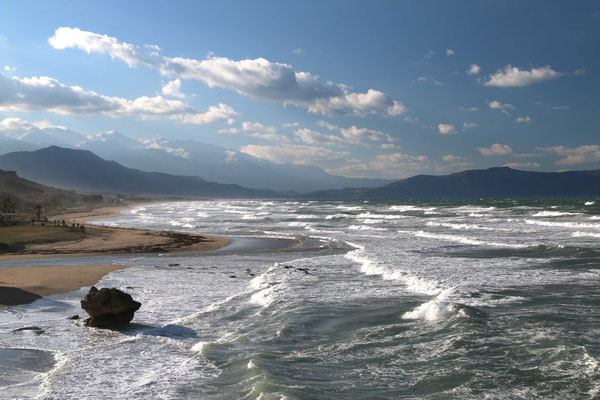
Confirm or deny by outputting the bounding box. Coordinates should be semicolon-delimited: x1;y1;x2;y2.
217;127;240;134
247;132;290;143
552;105;570;110
466;64;481;75
414;76;443;86
182;103;239;125
292;48;304;55
484;65;562;87
424;50;436;59
282;122;299;128
516;116;532;123
443;154;465;162
240;144;348;165
459;106;478;112
49;27;158;67
327;152;429;179
293;128;346;146
241;121;277;133
438;124;457;134
316;121;394;144
403;116;419;124
161;79;186;98
478;143;513;156
380;143;396;149
50;27;406;117
503;162;540;169
446;49;455;56
462;122;479;130
540;145;600;165
3;65;15;73
574;69;586;76
488;100;515;110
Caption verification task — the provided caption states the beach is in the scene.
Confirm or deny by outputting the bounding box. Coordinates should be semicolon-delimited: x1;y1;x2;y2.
0;203;232;306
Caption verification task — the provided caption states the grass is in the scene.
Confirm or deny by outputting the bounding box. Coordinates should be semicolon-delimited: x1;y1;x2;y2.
0;224;84;252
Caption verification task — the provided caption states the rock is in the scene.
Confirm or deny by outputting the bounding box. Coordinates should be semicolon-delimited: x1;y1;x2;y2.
80;286;141;329
168;263;180;267
68;315;80;320
13;326;45;335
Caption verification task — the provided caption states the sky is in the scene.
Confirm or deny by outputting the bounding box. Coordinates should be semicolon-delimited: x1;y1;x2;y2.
0;1;599;179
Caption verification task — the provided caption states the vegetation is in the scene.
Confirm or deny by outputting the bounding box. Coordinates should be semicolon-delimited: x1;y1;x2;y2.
0;224;84;253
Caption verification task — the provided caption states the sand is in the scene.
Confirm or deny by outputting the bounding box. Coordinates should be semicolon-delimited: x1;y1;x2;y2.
0;264;127;306
0;202;232;306
0;203;231;261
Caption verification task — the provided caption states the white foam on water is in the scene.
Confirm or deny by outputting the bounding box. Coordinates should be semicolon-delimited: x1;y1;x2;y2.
571;231;600;239
525;219;600;230
247;360;257;370
426;221;496;231
325;213;350;220
403;230;528;248
348;225;387;231
585;201;596;206
357;212;407;219
402;300;455;321
531;211;579;217
191;342;208;354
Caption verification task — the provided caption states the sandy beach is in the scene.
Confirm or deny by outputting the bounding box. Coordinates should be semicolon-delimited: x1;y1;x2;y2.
0;264;127;306
0;203;231;261
0;202;232;306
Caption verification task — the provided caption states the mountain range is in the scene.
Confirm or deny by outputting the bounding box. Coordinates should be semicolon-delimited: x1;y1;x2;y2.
306;167;600;198
0;146;279;198
0;126;390;193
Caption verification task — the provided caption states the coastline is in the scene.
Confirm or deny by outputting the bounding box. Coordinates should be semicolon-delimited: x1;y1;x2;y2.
0;202;232;261
0;264;127;307
0;201;232;306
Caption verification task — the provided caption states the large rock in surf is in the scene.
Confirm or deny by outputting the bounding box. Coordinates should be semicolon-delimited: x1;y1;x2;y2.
80;286;141;329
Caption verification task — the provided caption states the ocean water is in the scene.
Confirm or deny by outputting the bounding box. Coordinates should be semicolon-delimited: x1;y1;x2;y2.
1;199;600;399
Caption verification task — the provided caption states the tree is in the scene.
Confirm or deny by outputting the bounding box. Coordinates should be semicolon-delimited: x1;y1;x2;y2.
34;204;42;220
1;196;15;213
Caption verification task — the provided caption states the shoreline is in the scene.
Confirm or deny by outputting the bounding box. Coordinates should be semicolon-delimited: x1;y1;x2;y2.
0;201;232;306
0;202;232;261
0;264;127;307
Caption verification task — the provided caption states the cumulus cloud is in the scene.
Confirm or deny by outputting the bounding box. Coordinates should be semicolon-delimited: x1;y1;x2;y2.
181;103;239;125
516;116;532;123
488;100;515;110
467;64;481;75
3;65;15;73
317;120;394;144
0;73;237;125
540;145;600;165
293;128;346;146
241;121;277;133
217;127;240;134
240;143;348;165
282;122;299;128
443;154;465;162
161;79;186;98
478;143;513;156
438;124;457;134
380;143;396;149
292;48;304;55
446;49;455;56
484;65;562;87
49;27;406;117
49;27;158;67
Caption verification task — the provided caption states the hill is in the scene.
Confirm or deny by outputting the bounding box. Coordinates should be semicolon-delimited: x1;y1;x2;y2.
0;169;105;213
0;146;280;198
306;167;600;199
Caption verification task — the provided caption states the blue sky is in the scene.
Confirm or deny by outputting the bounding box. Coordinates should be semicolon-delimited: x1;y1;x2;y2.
1;1;599;178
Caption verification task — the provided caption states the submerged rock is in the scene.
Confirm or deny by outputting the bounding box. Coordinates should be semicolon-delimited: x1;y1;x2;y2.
81;286;141;329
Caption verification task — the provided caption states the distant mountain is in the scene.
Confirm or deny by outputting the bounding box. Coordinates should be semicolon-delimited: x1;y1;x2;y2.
0;146;280;198
0;127;391;193
0;169;104;213
306;167;600;199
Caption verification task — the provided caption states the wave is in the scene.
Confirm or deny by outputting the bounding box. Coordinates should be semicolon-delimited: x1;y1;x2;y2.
571;231;600;239
401;230;529;248
524;219;600;230
356;212;407;220
585;201;596;206
426;221;497;231
402;301;485;322
531;211;579;217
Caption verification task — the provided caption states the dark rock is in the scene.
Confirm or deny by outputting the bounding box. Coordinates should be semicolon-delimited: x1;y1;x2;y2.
13;326;44;334
80;286;141;329
229;275;237;278
68;314;80;320
168;263;180;267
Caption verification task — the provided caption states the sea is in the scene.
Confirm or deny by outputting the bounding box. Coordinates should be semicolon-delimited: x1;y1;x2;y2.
1;198;599;399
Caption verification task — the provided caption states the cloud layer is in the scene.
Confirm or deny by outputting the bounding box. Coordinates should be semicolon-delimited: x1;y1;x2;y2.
49;27;406;117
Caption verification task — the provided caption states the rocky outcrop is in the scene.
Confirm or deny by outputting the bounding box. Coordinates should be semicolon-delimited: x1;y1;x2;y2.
80;286;141;329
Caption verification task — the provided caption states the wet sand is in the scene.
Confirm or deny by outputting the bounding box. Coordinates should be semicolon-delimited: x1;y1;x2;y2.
0;264;127;306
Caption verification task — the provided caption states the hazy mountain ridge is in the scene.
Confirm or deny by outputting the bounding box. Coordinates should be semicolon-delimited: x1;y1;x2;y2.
0;127;391;193
305;167;600;199
0;146;281;198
